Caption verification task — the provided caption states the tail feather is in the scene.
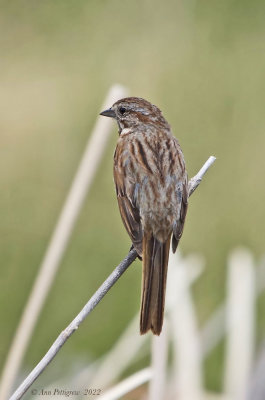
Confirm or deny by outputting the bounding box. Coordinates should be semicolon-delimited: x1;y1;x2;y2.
140;234;171;335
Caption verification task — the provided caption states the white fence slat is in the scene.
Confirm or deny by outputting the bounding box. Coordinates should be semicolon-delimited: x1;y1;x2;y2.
148;321;169;400
224;248;255;399
168;252;203;400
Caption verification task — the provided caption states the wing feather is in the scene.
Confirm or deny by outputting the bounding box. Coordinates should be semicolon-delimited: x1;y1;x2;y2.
114;146;143;256
171;139;188;253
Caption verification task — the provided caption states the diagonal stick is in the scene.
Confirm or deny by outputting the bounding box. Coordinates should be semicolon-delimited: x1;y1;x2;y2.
9;155;216;400
0;85;128;400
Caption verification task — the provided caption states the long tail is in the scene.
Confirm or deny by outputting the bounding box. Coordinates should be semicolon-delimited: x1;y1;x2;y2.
140;234;171;335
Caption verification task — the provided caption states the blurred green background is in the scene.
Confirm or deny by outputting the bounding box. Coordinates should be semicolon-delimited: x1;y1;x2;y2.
1;0;265;393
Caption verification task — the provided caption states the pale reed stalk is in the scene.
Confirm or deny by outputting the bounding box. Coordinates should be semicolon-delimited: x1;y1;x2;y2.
9;155;216;400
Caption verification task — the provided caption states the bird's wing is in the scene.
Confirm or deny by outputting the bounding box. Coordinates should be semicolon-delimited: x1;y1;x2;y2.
113;149;143;256
171;139;189;253
172;178;188;252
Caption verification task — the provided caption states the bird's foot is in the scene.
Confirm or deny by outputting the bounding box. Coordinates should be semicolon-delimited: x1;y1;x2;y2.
129;244;142;261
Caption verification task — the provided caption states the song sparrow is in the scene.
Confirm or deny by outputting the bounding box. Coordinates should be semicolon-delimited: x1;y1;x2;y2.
100;97;188;335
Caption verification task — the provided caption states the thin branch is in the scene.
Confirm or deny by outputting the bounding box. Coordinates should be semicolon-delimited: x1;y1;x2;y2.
188;155;216;196
0;84;128;400
9;155;216;400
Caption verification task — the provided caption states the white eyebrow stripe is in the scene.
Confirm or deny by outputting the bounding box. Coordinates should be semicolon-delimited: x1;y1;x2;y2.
134;107;150;115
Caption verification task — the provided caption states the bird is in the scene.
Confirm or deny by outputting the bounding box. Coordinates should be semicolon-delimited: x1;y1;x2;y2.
100;97;188;335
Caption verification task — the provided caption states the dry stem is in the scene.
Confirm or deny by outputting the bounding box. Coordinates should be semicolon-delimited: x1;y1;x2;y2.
10;156;216;400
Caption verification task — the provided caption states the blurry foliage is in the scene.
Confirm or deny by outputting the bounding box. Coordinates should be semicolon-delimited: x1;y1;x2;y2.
1;0;265;392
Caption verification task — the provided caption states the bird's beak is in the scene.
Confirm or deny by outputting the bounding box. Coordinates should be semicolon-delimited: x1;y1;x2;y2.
100;108;116;118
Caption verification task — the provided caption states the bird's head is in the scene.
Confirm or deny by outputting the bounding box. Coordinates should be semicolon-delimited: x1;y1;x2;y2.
100;97;169;134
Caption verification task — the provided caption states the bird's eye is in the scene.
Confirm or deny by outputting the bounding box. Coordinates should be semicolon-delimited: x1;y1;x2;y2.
119;107;126;115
